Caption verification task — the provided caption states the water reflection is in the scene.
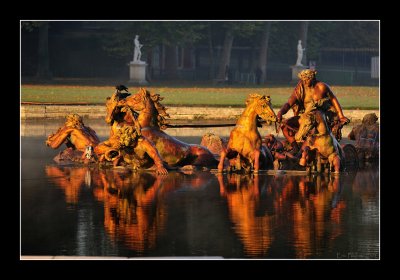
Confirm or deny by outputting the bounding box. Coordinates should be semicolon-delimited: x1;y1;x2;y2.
45;165;215;255
40;164;378;258
217;173;274;257
98;170;167;253
216;173;348;258
46;165;91;204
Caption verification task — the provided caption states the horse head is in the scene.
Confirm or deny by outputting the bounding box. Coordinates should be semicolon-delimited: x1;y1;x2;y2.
126;88;170;129
105;91;123;124
246;94;277;124
295;109;317;142
105;90;140;126
125;88;148;111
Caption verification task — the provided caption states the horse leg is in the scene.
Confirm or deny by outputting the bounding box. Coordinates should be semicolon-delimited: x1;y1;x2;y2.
329;153;341;174
218;149;228;172
299;146;310;166
253;149;260;173
316;152;322;173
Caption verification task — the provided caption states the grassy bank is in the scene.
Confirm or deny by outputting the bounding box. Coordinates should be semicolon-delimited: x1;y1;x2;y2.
21;84;379;109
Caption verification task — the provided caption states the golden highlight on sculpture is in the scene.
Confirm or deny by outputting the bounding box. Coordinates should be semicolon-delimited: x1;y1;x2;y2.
45;83;373;174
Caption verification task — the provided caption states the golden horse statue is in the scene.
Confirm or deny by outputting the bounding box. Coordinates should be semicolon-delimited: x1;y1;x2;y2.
294;106;345;173
218;94;277;173
108;88;219;168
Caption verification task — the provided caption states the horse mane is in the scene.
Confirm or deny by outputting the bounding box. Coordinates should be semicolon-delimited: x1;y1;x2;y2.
245;93;272;109
246;93;262;104
139;88;170;130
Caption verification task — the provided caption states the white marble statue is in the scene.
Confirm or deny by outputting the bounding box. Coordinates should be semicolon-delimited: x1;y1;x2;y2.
133;35;143;63
295;40;306;66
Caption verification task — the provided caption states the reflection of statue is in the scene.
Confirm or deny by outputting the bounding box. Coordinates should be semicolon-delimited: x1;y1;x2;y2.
96;171;167;251
95;171;213;251
217;173;273;257
295;40;305;66
45;166;90;204
133;35;143;62
46;114;100;163
288;175;345;258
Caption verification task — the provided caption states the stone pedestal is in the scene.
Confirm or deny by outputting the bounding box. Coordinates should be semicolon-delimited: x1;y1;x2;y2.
290;65;307;83
128;61;148;85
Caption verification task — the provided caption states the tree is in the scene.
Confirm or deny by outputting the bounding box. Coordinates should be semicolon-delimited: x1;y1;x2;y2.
216;22;261;81
36;22;52;79
207;23;216;80
257;21;272;84
21;21;52;80
321;21;379;49
216;26;234;81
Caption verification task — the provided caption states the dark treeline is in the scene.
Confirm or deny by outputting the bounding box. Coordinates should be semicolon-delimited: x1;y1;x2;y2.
21;21;379;85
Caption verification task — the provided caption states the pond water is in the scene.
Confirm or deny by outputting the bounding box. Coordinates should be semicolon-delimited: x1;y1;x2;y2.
20;120;379;259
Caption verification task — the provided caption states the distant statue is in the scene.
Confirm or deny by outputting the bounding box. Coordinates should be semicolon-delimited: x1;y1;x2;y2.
133;35;143;63
295;40;305;66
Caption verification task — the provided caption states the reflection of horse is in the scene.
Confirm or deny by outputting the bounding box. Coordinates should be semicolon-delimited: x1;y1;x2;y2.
218;94;277;173
110;88;218;168
295;108;345;173
216;173;273;257
93;170;215;252
100;171;167;252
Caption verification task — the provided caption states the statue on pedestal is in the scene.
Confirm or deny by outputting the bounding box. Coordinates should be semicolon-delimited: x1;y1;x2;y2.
295;40;306;66
133;35;143;63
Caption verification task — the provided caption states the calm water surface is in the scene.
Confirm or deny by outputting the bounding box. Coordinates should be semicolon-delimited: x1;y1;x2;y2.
21;120;379;259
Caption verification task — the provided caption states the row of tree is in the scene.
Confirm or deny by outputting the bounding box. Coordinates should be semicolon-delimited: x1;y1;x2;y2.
22;21;379;81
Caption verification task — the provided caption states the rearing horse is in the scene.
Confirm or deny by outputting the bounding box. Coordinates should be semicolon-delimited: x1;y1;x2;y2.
218;94;277;173
111;88;218;168
295;106;344;173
